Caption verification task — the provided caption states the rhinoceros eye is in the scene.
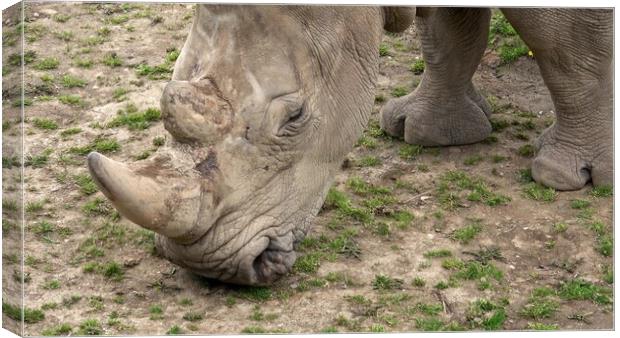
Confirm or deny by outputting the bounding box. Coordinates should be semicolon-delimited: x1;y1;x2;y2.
274;94;309;137
277;107;305;136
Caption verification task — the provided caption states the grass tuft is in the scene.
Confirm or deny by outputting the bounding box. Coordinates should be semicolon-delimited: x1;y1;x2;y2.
34;57;60;70
372;274;404;291
523;183;557;202
557;279;612;305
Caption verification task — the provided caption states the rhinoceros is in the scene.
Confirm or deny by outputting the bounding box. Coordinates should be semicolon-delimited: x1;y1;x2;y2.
88;5;612;285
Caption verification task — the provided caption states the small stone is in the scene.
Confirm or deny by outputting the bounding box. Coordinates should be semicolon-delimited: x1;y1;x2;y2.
124;258;141;267
420;195;431;201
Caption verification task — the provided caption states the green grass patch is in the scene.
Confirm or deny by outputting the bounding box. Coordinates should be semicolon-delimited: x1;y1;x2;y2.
602;265;613;284
409;59;425;74
183;311;204;322
58;94;85;106
399;144;423;160
53;13;72;23
454;261;503;282
490;118;510;132
113;87;129;101
149;304;164;320
517;144;535;157
25;198;47;213
527;322;558;330
372;274;403;291
25;149;53;168
61;127;83;137
82;197;113;216
412;277;426;287
78;319;103;335
102;53;123;67
466;299;507;330
423;249;452;258
136;63;173;80
379;43;390;56
69;137;120;155
34;57;60;70
32;118;59;130
522;183;557;202
414;317;445;331
108;14;130;25
441;258;465;270
552;222;568;233
597;234;613;257
591;185;613;198
520;287;559;319
3;302;45;323
167;325;182;334
570;199;591;209
82;261;125;281
62;74;87;88
450;220;483;244
437;170;510;209
41;323;73;336
241;326;267;334
324;188;372;224
356;135;377;149
391;86;408;98
390;210;414;229
107;104;161;130
42;279;61;290
12;98;33;107
357;155;381;167
293;252;322;274
557;279;612;305
75;58;94;68
54;30;74;41
518;168;534;183
489;12;517;38
153;136;166;147
346;177;391;196
498;39;529;64
236;286;272;302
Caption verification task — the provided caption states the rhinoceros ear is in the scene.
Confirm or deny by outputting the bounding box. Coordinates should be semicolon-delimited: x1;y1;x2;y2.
382;7;415;33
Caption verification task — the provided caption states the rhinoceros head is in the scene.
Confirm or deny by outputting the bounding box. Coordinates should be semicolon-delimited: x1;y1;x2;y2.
88;5;414;285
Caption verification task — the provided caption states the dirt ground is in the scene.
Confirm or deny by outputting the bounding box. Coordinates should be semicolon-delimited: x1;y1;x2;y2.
2;3;614;336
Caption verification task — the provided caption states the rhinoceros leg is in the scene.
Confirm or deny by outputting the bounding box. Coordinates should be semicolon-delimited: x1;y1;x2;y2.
502;9;612;190
380;7;492;146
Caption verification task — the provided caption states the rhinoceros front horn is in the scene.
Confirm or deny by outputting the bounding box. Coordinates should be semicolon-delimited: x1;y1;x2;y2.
87;152;206;243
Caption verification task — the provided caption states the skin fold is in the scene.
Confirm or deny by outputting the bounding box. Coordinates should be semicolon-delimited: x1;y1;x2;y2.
88;6;612;285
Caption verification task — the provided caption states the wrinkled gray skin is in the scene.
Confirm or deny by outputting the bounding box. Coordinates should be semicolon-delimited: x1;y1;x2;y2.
381;8;612;190
88;6;612;285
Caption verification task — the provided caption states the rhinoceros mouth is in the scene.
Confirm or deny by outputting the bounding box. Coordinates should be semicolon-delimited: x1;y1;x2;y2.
252;246;297;285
